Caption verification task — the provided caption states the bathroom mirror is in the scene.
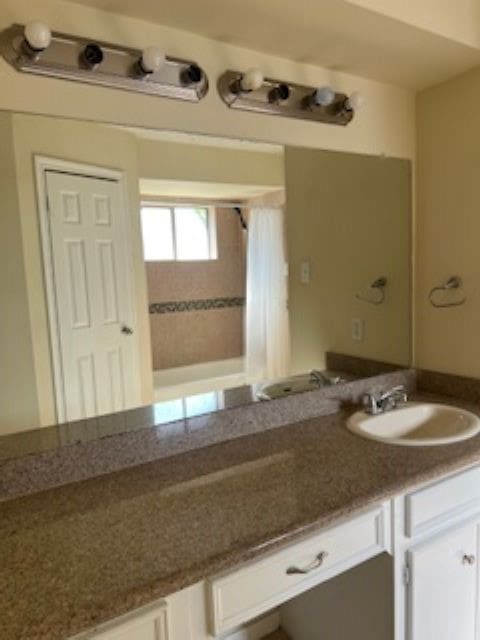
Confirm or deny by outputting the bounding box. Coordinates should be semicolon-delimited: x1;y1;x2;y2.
0;110;411;442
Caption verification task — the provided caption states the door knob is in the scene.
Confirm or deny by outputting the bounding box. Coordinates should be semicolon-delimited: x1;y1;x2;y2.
462;554;476;565
121;325;134;335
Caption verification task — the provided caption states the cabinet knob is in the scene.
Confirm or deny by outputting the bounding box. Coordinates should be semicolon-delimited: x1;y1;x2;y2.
462;554;476;565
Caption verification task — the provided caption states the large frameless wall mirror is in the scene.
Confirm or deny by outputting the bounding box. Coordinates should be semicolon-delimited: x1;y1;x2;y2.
0;110;411;439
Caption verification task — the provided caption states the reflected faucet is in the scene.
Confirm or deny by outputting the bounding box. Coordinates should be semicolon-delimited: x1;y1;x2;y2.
310;370;342;387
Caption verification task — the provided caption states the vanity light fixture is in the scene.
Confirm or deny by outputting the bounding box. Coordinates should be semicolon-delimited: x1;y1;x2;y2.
218;69;358;126
345;91;365;112
312;86;336;107
181;64;204;86
0;23;209;102
137;46;165;76
269;83;290;104
238;67;264;93
23;22;52;58
82;43;104;70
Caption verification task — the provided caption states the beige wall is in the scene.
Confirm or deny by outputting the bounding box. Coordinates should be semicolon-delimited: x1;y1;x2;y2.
138;139;284;188
0;113;40;433
415;66;480;377
10;114;153;427
147;208;246;370
285;147;411;374
0;0;414;160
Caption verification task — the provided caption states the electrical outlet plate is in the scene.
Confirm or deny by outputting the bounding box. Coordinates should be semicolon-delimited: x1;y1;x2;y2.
300;261;311;284
351;318;364;342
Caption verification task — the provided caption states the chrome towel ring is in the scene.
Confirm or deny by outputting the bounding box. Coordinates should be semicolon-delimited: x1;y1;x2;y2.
429;276;466;308
356;276;387;305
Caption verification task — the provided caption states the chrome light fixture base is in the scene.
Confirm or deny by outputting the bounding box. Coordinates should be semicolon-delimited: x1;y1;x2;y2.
218;70;354;125
0;24;209;102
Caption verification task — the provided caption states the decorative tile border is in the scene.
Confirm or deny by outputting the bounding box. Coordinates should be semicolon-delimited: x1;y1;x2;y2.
149;297;245;314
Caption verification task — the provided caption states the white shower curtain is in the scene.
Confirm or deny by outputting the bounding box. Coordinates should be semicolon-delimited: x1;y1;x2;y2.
245;207;290;381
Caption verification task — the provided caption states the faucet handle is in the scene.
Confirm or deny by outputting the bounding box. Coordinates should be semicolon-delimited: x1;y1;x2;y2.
379;385;406;401
362;392;379;414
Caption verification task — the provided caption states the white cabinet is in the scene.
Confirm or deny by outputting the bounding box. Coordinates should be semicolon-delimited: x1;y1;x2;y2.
407;521;480;640
209;504;390;635
70;465;480;640
71;601;169;640
405;465;480;537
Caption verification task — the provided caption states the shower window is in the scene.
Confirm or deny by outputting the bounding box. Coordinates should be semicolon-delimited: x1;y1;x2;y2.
140;203;217;261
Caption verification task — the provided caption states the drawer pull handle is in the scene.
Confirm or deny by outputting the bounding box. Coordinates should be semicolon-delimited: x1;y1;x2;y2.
463;554;476;565
286;551;328;575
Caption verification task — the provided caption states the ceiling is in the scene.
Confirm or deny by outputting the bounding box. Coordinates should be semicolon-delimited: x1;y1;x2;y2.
115;126;283;154
73;0;480;89
139;179;281;201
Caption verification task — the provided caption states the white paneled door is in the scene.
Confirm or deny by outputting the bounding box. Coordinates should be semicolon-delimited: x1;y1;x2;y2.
44;169;141;422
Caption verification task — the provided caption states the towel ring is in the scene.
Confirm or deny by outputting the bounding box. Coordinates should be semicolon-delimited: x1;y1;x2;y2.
429;276;466;308
356;276;387;305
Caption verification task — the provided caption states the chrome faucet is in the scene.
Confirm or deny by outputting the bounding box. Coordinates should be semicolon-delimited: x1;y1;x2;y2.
310;370;342;387
310;369;330;385
362;385;408;415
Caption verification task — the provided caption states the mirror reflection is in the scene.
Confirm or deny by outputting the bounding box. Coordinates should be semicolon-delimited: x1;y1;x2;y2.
0;111;411;436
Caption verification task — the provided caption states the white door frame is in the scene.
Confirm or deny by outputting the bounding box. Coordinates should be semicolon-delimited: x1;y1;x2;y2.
35;155;139;423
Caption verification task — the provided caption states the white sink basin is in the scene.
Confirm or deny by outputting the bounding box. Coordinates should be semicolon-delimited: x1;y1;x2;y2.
347;402;480;446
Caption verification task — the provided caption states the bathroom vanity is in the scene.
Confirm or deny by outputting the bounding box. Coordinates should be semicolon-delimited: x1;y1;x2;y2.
3;383;480;640
68;460;480;640
0;4;477;640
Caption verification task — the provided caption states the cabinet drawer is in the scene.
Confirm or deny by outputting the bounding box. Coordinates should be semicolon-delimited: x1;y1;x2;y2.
405;465;480;538
209;504;389;635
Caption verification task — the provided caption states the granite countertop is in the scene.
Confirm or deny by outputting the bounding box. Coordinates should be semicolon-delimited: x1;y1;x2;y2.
3;393;480;640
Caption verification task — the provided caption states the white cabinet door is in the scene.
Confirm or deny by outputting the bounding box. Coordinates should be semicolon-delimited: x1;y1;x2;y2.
71;602;169;640
408;522;479;640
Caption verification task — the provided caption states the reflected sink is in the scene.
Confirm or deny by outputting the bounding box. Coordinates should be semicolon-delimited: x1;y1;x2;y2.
347;402;480;446
257;372;346;400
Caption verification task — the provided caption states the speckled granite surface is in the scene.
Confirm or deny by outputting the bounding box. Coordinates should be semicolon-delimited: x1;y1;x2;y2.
263;630;291;640
3;392;480;640
0;370;414;501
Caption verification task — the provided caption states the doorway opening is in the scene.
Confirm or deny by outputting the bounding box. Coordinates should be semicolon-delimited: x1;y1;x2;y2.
139;179;288;402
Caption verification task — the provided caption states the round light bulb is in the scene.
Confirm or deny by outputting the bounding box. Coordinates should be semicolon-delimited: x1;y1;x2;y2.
24;22;52;52
314;86;335;107
240;68;264;92
346;91;365;111
140;46;165;74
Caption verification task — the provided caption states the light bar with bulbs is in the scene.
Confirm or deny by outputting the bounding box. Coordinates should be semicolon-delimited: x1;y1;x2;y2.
218;69;363;125
0;23;209;102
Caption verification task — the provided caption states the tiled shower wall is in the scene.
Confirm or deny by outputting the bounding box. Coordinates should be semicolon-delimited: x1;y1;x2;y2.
146;207;246;370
